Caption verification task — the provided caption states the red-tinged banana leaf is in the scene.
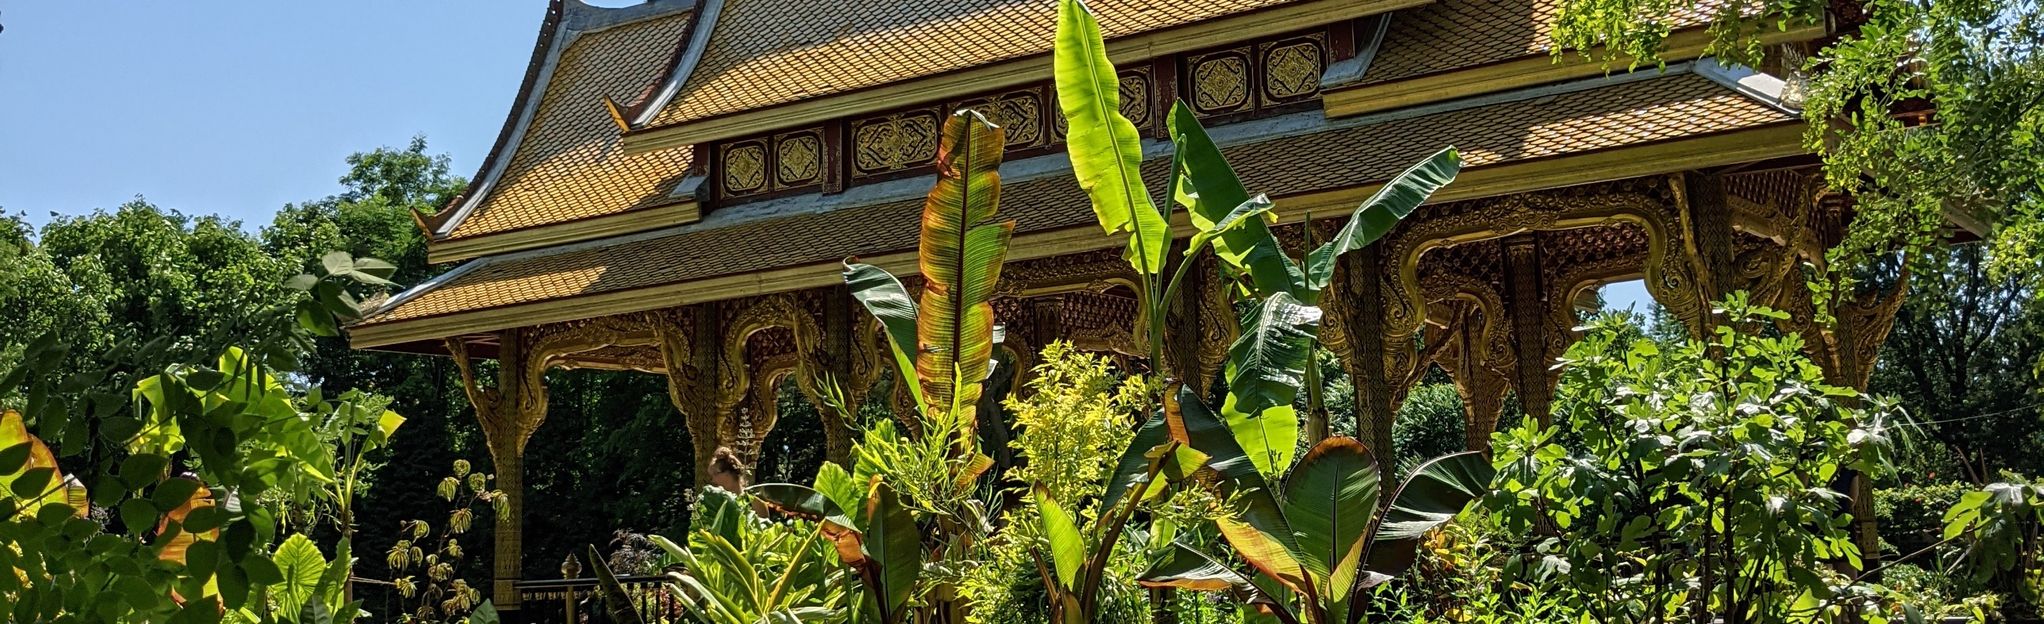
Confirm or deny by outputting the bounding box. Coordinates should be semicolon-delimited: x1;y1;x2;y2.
1138;541;1253;593
1055;0;1167;274
914;110;1014;418
1165;389;1313;596
1101;410;1174;512
0;409;81;518
1362;451;1494;583
1281;437;1381;613
1168;103;1303;298
1301;147;1462;295
747;482;855;529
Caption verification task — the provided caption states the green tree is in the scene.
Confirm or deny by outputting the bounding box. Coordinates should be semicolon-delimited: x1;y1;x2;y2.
1552;0;2044;278
1871;245;2044;482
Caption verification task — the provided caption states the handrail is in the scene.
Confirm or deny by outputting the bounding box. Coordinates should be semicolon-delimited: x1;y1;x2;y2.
514;573;677;623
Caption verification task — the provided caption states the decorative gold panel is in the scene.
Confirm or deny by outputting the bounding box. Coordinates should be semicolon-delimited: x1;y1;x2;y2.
1117;67;1154;130
954;89;1047;149
721;140;768;196
1260;34;1325;104
1187;48;1252;117
773;130;823;190
852;108;941;177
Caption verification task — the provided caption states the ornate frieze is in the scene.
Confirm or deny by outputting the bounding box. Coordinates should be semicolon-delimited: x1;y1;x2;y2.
954;88;1050;150
851;107;943;179
1187;47;1254;117
1259;33;1327;105
719;126;827;198
710;27;1330;205
773;129;824;190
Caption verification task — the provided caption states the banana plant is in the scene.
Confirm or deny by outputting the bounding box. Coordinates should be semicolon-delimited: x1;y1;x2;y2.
845;108;1014;429
750;473;922;623
1138;389;1495;624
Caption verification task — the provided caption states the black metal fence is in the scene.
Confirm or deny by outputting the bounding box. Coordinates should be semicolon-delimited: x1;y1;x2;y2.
514;575;680;624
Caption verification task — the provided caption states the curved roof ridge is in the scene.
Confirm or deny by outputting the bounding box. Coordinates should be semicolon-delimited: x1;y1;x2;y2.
424;0;698;240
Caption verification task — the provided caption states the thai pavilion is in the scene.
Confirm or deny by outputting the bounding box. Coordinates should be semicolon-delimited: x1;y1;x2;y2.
347;0;1921;615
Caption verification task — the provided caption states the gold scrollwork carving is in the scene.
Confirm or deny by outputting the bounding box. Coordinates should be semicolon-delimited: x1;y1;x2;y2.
1188;49;1252;116
1260;35;1324;103
773;131;823;189
852;108;941;177
721;140;768;196
956;89;1046;149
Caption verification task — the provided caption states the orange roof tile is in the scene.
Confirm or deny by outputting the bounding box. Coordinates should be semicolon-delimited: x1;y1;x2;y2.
642;0;1310;128
362;72;1791;330
438;6;698;242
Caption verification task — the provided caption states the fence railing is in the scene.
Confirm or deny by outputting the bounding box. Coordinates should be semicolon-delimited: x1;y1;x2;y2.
514;574;678;624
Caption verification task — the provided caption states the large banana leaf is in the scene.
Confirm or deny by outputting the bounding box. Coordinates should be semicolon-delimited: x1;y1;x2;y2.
1139;541;1254;592
1100;411;1177;512
862;478;921;620
844;263;924;409
1281;437;1380;615
1301;147;1462;294
1363;451;1494;581
914;110;1014;416
1035;485;1086;589
1169;103;1303;297
1055;0;1167;274
587;545;649;624
1170;389;1312;595
1220;292;1321;476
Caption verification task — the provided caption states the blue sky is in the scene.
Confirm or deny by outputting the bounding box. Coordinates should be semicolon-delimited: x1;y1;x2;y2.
0;1;1658;312
0;1;546;230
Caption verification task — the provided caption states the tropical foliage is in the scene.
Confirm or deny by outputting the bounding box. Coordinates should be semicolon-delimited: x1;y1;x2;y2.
1485;296;1905;622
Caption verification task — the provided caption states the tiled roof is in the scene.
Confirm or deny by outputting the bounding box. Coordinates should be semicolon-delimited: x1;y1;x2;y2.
643;0;1306;128
361;73;1792;328
440;8;698;241
1363;0;1716;85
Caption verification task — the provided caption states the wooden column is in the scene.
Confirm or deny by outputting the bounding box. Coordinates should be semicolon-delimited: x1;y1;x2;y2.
447;330;551;613
1323;245;1411;481
1501;236;1556;425
800;287;873;465
655;304;743;488
1441;305;1511;453
1680;172;1740;333
1162;251;1237;398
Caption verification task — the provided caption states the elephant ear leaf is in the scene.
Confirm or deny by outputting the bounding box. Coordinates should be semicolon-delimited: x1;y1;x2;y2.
914;110;1014;418
844;262;924;410
273;533;328;623
1303;147;1461;292
1281;437;1380;604
1056;0;1167;274
1365;451;1494;578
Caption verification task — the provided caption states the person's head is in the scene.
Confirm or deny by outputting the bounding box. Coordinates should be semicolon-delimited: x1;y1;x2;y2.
707;446;750;492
